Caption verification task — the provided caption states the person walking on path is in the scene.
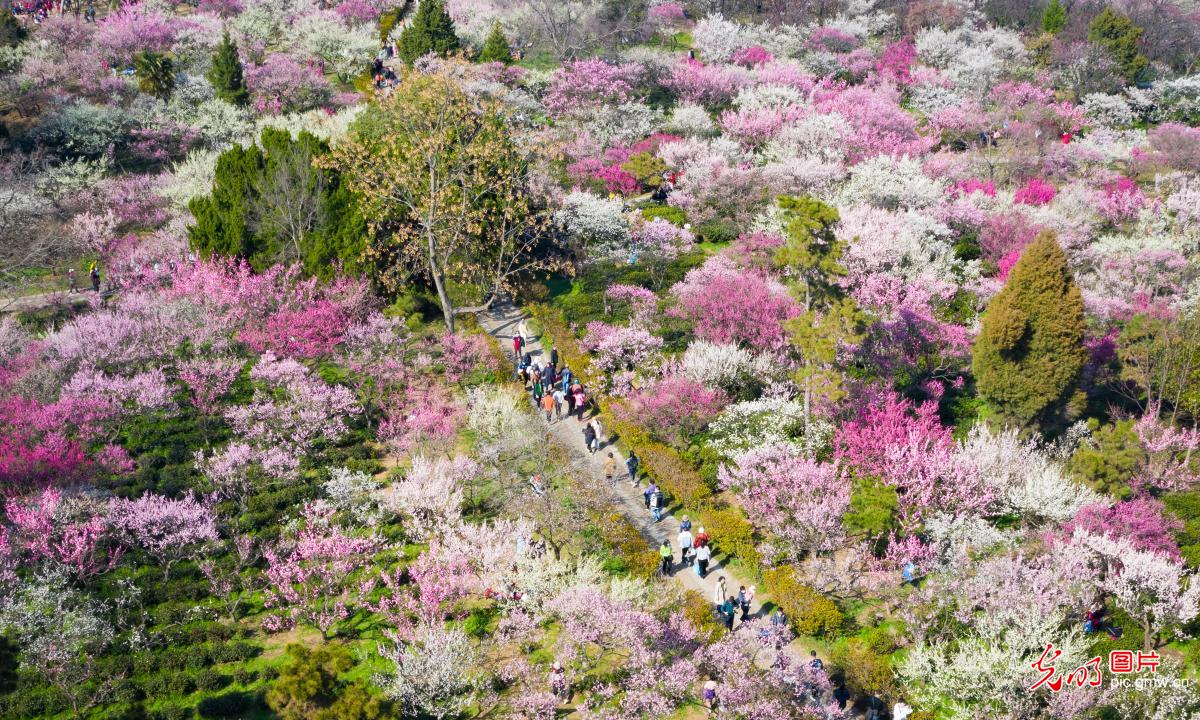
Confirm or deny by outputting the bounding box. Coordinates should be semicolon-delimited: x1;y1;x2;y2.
703;679;717;710
589;418;604;449
694;526;710;548
582;423;597;454
677;526;693;564
714;576;727;608
89;264;100;292
643;481;657;509
679;514;691;532
540;392;555;423
518;319;532;344
739;585;754;621
553;386;565;421
532;378;544;404
603;453;617;485
649;486;662;522
549;347;558;369
560;366;572;392
695;543;711;578
659;539;672;575
626;450;639;485
513;332;524;359
68;268;77;293
571;384;587;421
720;596;736;631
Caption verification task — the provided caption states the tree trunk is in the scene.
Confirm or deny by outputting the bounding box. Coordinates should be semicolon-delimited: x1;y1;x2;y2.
428;232;455;334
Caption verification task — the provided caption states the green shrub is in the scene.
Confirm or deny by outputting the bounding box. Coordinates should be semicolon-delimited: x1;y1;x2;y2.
621;152;667;190
641;204;687;226
463;606;497;638
1068;419;1142;499
699;506;760;572
830;638;896;701
231;668;258;686
762;566;843;637
194;668;229;692
696;219;738;244
198;690;266;719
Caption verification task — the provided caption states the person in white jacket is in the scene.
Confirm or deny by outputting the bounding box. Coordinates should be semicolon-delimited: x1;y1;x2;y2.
713;576;727;607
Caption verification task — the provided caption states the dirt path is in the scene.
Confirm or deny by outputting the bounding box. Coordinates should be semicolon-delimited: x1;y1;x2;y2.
476;304;850;677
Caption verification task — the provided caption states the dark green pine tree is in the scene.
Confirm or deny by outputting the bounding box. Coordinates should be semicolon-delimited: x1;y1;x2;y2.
397;0;460;65
188;142;264;262
133;51;176;104
0;8;28;48
1088;8;1149;83
1041;0;1066;35
207;31;248;106
477;21;513;64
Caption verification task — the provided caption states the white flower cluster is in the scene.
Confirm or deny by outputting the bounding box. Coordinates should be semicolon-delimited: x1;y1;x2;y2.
582;101;663;148
959;426;1104;525
840;155;945;210
665;103;718;137
323;466;383;526
555;191;631;250
915;25;1025;94
1082;92;1135;129
679;341;781;394
157;149;221;210
1127;74;1200;124
691;13;750;63
708;398;831;458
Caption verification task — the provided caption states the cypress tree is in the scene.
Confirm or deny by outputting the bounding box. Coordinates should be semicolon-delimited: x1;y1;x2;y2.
972;232;1086;429
1088;8;1148;83
477;21;513;64
208;31;248;106
397;0;460;65
1041;0;1066;35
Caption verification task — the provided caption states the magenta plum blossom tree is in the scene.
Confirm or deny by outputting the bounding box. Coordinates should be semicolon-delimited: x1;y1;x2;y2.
438;332;488;385
1063;499;1183;559
243;53;335;115
718;444;850;561
835;390;995;528
603;284;658;326
4;489;121;582
263;503;379;639
615;376;728;448
109;493;219;580
580;321;663;394
1133;410;1200;491
179;355;242;442
669;255;798;351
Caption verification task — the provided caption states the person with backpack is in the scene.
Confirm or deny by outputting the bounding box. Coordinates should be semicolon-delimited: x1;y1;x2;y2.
694;526;710;548
643;481;656;509
809;650;824;671
679;514;692;532
659;539;672;575
626;450;640;485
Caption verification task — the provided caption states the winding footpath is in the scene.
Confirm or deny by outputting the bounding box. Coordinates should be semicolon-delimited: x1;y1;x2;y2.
478;302;868;718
